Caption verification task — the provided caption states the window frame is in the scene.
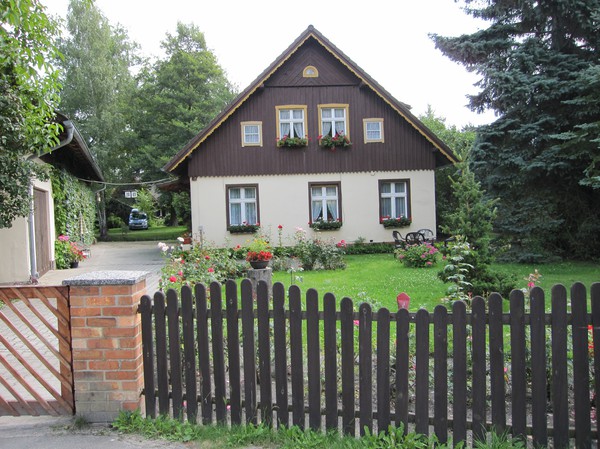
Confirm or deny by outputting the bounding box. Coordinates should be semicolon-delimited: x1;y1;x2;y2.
303;65;319;78
275;105;308;140
226;184;260;229
378;179;411;222
318;104;350;140
363;118;384;143
241;121;263;147
308;181;342;224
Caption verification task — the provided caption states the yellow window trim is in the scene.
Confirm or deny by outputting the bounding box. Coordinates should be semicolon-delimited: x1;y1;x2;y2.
363;118;384;143
318;103;350;138
303;65;319;77
241;121;263;147
275;105;308;140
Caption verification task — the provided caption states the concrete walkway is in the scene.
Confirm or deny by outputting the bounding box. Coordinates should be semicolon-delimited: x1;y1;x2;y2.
37;241;166;294
0;416;195;449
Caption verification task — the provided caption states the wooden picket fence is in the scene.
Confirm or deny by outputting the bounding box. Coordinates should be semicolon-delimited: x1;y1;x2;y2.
139;280;600;448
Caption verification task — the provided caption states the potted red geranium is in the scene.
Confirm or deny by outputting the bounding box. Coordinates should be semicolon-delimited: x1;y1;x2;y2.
245;237;273;269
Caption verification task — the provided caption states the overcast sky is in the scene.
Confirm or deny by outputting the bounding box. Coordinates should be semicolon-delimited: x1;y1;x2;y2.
42;0;497;127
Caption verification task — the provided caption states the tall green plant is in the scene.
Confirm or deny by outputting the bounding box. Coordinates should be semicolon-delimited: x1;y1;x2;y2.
431;0;600;260
0;0;62;228
51;167;96;244
132;188;156;226
440;149;516;297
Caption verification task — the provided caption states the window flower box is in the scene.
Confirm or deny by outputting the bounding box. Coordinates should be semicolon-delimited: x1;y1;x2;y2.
381;216;412;228
310;219;343;230
277;135;308;148
318;131;351;150
229;223;260;234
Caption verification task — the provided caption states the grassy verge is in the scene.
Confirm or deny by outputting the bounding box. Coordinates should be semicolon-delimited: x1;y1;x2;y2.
112;410;526;448
101;225;188;242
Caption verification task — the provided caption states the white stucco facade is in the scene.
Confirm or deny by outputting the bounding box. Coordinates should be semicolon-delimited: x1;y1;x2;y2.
189;170;436;247
0;176;55;284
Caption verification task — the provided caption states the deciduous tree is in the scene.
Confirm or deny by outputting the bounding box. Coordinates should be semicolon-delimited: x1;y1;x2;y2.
0;0;62;227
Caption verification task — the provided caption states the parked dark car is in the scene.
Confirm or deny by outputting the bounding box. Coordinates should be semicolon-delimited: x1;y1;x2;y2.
128;209;148;230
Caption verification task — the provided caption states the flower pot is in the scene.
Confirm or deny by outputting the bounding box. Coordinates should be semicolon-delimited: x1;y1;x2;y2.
249;260;269;269
70;261;79;269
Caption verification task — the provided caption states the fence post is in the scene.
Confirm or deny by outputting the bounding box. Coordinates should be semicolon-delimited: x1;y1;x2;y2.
64;271;148;423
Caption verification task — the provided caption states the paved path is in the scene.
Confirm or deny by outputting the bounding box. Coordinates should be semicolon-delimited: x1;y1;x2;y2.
0;241;167;407
37;241;166;294
0;416;196;449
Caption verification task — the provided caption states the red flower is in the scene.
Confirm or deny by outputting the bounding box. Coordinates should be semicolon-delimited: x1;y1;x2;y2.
208;267;214;273
278;224;283;229
205;255;210;260
169;275;177;282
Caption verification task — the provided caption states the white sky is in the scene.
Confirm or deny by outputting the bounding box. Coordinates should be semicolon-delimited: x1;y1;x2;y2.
42;0;497;128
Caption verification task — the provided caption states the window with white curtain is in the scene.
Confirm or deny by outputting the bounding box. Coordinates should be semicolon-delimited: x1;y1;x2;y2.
379;180;410;219
363;118;384;143
310;184;341;222
227;185;258;226
276;106;307;139
319;104;348;138
241;121;262;147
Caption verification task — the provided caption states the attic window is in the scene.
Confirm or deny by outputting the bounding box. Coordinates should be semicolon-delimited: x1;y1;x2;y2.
303;66;319;78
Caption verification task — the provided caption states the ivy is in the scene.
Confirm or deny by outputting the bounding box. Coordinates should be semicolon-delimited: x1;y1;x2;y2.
50;167;96;244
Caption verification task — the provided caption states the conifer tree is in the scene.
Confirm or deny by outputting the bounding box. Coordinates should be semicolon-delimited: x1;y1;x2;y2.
431;0;600;260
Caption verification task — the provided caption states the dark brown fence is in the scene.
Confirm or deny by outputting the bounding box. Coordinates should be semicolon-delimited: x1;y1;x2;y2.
139;280;600;448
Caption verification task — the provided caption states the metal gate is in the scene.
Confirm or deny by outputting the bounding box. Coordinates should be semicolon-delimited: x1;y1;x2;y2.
0;286;74;416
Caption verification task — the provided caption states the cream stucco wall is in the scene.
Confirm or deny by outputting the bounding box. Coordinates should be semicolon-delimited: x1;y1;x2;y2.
190;170;436;247
0;175;55;284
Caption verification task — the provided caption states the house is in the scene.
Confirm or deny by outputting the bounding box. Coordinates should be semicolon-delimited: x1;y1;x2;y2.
164;26;455;247
0;113;103;284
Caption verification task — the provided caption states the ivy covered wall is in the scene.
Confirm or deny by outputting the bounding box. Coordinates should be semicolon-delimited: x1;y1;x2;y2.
50;167;96;244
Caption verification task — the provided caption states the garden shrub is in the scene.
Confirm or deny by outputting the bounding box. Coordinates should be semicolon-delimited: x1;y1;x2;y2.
395;242;439;268
291;227;346;271
158;241;242;291
344;240;394;255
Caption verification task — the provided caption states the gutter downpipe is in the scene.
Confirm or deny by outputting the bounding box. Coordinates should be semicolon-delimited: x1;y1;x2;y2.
28;120;74;283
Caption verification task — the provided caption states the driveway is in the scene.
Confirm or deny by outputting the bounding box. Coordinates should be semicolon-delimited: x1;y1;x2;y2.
37;241;166;294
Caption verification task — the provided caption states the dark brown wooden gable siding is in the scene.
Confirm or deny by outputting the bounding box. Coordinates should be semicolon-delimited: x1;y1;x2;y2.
187;42;438;178
266;38;359;88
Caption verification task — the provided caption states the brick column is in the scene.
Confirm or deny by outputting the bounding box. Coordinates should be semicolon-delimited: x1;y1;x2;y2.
64;271;148;423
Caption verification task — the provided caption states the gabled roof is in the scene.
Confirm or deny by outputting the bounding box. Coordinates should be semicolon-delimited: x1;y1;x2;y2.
164;25;456;173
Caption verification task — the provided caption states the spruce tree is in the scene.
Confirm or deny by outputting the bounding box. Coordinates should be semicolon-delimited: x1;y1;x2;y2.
431;0;600;260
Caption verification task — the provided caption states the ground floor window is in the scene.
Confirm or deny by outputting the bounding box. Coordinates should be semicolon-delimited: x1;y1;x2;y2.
309;183;341;223
379;180;410;220
227;185;259;227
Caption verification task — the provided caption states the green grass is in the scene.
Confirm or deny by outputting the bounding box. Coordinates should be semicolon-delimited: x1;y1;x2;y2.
102;225;188;242
112;409;526;448
273;254;448;311
270;254;599;311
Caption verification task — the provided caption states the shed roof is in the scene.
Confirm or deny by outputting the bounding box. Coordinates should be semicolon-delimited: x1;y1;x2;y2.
40;113;104;183
164;25;456;174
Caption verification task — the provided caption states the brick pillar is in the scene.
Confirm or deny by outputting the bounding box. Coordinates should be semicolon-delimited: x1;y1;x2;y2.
64;271;148;423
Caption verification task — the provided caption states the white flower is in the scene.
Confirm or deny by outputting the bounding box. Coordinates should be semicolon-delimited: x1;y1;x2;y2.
177;237;184;243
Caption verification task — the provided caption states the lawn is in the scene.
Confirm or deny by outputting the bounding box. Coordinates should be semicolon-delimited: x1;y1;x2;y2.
271;254;599;311
103;225;187;242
